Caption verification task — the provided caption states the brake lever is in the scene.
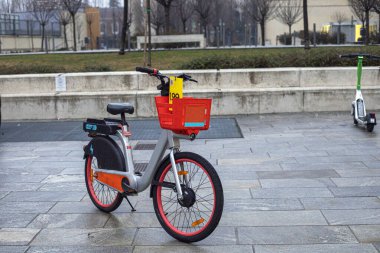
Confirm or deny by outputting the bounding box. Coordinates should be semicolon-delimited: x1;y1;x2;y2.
189;79;198;83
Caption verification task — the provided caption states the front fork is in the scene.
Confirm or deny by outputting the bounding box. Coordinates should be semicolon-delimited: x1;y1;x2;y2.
170;149;183;200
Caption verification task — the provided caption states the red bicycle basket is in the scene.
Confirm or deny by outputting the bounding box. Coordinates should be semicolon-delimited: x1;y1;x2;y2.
155;96;212;136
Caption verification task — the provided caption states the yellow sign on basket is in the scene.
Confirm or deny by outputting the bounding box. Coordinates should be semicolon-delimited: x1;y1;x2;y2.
169;77;183;111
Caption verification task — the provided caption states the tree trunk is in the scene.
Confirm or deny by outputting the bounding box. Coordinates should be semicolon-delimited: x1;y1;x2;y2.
182;19;186;34
365;9;370;45
303;0;310;49
89;26;93;50
63;24;68;50
288;25;292;45
41;24;45;51
164;6;170;34
338;24;341;44
72;14;77;51
260;21;265;46
200;18;206;36
119;0;128;54
31;23;34;51
378;13;380;44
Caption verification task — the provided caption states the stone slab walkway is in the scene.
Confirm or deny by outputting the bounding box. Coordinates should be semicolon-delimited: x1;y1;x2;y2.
0;112;379;253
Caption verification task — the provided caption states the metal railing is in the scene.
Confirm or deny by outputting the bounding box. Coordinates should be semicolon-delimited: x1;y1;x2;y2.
0;18;61;37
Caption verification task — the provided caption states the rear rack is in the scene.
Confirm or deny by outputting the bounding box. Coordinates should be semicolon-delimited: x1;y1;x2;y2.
83;118;122;136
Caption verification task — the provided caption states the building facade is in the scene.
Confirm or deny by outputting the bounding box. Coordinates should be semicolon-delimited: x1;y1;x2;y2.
264;0;379;45
0;10;87;52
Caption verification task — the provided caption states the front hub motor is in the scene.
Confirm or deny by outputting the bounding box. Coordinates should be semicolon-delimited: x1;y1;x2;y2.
178;187;196;208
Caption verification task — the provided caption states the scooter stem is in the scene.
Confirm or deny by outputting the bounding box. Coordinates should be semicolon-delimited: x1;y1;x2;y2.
356;56;363;91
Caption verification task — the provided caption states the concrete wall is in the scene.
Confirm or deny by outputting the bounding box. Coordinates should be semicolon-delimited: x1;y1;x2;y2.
136;34;206;49
1;67;380;120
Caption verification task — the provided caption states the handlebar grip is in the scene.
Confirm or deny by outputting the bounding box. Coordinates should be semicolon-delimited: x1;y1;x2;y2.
136;67;159;75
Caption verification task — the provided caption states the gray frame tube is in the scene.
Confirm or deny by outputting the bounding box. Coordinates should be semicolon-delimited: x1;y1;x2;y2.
135;130;170;192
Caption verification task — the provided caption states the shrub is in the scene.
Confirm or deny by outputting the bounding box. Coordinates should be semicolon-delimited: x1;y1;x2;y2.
297;31;346;44
180;47;380;69
0;64;66;75
82;64;112;72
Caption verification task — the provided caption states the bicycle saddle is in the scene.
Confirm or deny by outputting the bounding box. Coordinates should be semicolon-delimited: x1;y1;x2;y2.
107;103;134;115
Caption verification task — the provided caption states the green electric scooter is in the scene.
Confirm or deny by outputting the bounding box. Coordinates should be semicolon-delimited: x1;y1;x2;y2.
340;53;379;132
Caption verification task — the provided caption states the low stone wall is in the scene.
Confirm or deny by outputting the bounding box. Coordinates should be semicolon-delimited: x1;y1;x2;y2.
1;67;380;120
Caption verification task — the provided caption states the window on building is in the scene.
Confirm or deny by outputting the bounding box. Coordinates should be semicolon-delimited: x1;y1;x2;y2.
112;22;119;35
100;22;105;35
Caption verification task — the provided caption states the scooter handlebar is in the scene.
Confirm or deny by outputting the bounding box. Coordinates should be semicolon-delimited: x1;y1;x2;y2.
339;53;380;60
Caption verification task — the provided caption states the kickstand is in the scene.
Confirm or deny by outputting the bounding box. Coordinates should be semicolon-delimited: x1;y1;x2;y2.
123;193;136;212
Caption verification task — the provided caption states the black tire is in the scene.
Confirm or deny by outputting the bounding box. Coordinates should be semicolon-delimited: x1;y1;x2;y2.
152;152;224;243
85;156;124;213
367;124;375;132
352;105;358;125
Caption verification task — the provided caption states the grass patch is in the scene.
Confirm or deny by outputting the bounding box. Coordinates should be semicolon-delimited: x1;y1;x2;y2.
0;46;379;75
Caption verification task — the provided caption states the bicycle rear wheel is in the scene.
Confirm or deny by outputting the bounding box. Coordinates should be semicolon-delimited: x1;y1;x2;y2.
85;156;123;213
152;152;224;243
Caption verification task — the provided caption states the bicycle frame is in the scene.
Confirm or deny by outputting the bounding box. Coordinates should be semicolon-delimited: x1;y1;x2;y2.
90;124;191;199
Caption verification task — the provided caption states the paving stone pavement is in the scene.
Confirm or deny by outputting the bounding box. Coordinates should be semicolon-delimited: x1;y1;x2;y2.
1;112;380;253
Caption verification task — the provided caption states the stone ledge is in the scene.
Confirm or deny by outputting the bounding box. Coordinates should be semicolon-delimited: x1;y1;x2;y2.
1;67;379;94
2;87;380;120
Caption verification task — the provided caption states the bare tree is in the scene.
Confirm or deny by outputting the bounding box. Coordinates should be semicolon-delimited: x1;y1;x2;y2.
373;0;380;42
350;0;366;26
151;1;165;35
109;0;119;7
244;0;277;46
119;0;132;54
194;0;215;36
176;0;194;33
131;0;144;35
0;0;25;13
31;0;56;52
276;0;302;44
303;0;310;49
55;8;71;50
349;0;376;45
86;11;96;49
332;11;347;44
155;0;174;34
210;0;227;43
62;0;82;51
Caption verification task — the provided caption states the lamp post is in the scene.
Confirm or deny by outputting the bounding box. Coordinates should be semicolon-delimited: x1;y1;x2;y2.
147;0;151;66
222;22;225;47
244;24;247;46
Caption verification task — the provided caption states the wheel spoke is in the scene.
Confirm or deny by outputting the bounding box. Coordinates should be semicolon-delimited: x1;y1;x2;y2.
87;157;120;208
157;158;218;236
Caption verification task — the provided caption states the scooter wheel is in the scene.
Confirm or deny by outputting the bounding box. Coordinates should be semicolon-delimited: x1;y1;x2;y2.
352;105;358;125
367;124;374;132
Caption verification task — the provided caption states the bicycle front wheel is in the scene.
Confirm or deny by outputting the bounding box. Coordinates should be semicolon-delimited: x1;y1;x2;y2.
152;152;224;243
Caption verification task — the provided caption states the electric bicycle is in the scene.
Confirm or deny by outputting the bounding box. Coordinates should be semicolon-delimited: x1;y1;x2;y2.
82;67;224;243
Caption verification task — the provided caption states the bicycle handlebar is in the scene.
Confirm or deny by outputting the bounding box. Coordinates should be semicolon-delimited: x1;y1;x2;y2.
339;53;380;60
135;67;198;82
136;67;160;75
